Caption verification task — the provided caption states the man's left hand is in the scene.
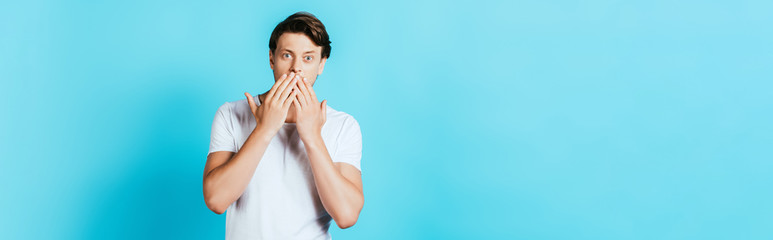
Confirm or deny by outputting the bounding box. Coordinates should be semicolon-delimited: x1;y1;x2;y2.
293;77;327;142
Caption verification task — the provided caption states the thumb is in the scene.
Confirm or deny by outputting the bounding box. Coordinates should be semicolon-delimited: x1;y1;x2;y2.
245;92;257;112
321;100;327;120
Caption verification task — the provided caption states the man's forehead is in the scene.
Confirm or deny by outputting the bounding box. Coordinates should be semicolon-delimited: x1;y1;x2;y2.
277;33;322;53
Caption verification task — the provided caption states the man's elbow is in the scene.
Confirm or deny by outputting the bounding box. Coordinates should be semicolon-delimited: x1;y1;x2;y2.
336;217;358;229
335;195;364;229
208;204;226;215
204;195;228;215
335;206;363;229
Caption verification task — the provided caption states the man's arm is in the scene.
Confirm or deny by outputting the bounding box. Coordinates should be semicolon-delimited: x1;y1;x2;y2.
292;77;364;228
203;128;274;214
304;135;364;229
203;73;299;214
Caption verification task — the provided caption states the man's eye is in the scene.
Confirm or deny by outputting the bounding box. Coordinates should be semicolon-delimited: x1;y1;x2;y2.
304;56;313;61
283;53;291;58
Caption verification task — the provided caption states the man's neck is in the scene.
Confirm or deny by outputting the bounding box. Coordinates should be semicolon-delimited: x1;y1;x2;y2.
258;92;297;123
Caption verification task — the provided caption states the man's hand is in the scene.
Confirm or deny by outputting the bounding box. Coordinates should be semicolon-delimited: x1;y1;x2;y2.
292;77;327;141
245;72;298;135
204;74;298;214
292;77;363;228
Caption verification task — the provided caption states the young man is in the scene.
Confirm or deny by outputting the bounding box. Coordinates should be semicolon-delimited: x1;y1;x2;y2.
203;12;363;239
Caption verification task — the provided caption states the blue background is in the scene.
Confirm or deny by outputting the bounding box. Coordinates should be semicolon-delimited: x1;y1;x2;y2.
2;0;772;239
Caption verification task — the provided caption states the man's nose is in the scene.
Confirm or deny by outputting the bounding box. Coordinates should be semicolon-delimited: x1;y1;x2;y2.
290;59;303;76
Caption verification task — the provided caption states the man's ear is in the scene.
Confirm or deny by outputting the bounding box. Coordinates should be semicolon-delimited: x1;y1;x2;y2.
269;51;274;70
317;57;327;74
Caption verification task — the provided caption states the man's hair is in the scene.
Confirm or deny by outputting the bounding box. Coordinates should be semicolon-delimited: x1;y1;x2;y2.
269;12;331;59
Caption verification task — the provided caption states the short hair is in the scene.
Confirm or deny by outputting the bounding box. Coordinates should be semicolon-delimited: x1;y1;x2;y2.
268;12;331;59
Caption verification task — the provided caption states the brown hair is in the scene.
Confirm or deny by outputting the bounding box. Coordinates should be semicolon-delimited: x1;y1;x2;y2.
269;12;331;59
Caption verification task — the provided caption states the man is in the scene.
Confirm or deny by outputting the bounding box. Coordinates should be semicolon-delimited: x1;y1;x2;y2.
203;12;364;239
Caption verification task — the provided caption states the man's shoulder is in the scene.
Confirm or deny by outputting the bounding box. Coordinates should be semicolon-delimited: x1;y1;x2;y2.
325;105;357;124
325;105;360;133
215;98;252;121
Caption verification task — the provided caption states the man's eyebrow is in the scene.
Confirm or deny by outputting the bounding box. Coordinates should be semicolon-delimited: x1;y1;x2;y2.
279;48;318;54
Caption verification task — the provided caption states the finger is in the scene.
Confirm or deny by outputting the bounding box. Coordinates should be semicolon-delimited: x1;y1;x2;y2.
281;85;297;109
321;99;327;122
304;78;318;102
265;73;289;101
296;77;312;104
295;79;309;108
273;72;296;101
284;90;297;110
245;92;257;112
300;78;313;103
271;73;296;103
291;97;301;113
278;76;297;104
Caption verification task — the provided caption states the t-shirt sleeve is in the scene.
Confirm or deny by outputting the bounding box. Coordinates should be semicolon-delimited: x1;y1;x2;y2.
208;103;237;154
332;116;363;172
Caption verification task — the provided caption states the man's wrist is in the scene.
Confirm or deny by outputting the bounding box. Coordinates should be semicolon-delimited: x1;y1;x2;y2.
251;125;275;143
300;131;324;146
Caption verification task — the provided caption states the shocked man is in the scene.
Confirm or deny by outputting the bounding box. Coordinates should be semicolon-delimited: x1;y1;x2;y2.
203;12;363;239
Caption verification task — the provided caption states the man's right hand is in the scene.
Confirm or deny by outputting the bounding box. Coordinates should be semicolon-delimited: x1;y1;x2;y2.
244;72;298;135
205;74;298;214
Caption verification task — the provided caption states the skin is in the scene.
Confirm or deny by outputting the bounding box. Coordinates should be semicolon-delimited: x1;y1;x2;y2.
202;33;364;229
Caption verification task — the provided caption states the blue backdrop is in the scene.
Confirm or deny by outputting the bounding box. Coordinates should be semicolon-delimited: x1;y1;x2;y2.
2;0;772;239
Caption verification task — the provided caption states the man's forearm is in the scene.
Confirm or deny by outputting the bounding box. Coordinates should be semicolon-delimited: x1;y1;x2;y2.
303;134;364;227
203;127;273;213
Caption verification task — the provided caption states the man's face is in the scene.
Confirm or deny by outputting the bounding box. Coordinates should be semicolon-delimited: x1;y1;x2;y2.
270;32;327;86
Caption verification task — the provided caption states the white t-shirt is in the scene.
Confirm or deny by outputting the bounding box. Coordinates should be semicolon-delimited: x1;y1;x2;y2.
208;96;362;240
